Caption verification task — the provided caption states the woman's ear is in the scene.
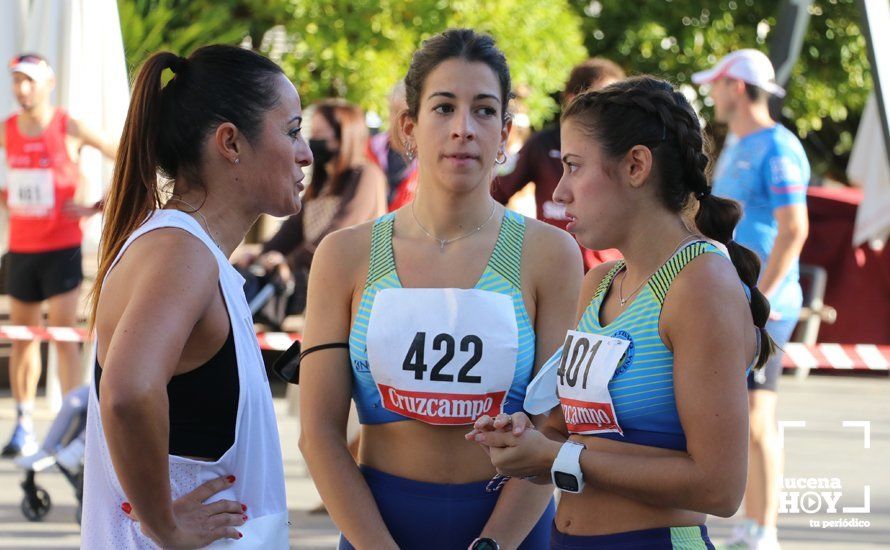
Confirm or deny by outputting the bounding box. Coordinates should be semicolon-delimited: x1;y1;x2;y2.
499;115;513;159
214;122;241;165
400;111;416;156
624;145;653;189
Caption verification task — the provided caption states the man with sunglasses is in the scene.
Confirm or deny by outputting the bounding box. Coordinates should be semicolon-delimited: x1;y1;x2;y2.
1;53;116;457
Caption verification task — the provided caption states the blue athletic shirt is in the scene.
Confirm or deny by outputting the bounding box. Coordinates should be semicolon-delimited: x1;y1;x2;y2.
712;124;810;321
349;210;536;424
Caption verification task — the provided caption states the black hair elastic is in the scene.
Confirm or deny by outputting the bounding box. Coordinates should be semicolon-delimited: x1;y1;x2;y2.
170;56;188;74
272;341;349;385
695;187;711;200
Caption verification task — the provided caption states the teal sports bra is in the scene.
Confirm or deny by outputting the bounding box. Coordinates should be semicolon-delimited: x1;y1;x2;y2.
348;210;536;424
575;240;756;451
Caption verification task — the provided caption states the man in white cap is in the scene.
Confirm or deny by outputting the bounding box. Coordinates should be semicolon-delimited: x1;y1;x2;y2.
693;49;810;550
1;53;116;457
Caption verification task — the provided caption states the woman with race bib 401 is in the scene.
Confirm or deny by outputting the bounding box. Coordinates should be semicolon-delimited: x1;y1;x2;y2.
470;76;774;550
298;29;582;550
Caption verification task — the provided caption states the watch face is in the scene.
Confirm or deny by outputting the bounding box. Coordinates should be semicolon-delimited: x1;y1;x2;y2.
554;471;580;492
472;538;499;550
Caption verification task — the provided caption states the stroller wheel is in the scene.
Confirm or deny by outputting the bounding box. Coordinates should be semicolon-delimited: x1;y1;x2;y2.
21;486;51;521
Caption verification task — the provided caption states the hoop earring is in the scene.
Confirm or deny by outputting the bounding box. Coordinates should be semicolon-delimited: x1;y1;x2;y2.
495;150;507;165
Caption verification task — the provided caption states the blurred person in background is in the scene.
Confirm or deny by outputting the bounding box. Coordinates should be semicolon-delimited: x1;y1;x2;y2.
694;49;810;550
367;81;419;211
0;53;116;458
244;99;387;316
491;57;625;270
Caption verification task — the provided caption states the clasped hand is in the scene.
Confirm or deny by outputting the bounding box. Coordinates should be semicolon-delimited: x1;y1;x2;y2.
465;412;560;480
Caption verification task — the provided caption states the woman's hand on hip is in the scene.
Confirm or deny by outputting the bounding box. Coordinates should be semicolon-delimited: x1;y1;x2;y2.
124;474;247;548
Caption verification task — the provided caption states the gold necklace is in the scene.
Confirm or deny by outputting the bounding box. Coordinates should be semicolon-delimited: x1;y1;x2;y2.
411;200;497;253
617;234;699;307
166;197;222;250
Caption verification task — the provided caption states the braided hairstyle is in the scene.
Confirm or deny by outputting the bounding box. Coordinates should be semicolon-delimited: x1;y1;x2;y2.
563;76;774;369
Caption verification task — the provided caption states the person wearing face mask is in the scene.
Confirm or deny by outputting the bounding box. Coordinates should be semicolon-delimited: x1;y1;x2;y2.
244;99;387;316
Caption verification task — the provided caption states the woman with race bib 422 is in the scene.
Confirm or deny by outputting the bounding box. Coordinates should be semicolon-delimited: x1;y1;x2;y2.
298;29;582;550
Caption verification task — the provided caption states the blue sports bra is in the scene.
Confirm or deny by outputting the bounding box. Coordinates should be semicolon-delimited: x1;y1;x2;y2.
575;241;757;451
348;210;536;424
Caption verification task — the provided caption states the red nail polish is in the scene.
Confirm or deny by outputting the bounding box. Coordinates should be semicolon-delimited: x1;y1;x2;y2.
241;504;247;512
227;475;236;483
121;502;132;514
242;515;248;521
237;531;243;539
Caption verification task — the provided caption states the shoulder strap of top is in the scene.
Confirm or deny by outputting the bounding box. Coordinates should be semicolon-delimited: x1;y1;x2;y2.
106;210;223;283
577;260;624;327
647;241;722;305
54;108;69;133
365;212;397;289
485;210;525;290
593;261;625;301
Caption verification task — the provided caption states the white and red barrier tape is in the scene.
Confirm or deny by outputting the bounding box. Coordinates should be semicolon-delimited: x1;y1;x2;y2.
0;325;300;352
782;343;889;371
0;325;887;372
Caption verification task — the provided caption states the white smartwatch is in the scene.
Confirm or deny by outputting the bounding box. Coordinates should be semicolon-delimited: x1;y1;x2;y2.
550;440;585;493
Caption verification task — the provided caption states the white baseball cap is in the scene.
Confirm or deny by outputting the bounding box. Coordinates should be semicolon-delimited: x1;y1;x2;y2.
8;54;55;83
692;49;785;98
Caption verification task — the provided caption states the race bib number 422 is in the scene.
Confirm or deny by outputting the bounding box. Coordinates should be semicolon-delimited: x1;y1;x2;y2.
557;330;630;435
366;288;518;425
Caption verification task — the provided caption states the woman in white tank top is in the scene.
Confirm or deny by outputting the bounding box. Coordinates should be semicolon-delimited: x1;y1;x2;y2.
82;45;312;549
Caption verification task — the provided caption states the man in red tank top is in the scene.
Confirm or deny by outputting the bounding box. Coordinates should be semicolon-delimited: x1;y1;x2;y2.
0;54;117;457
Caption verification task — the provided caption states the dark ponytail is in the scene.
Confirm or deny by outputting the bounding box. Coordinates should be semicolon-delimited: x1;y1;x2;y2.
90;45;284;328
562;76;775;369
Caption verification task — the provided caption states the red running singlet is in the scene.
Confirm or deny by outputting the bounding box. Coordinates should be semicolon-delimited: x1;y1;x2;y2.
4;109;82;253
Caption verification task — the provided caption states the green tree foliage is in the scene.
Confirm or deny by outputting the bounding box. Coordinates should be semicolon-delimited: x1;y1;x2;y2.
569;0;871;178
117;0;290;73
118;0;871;176
280;0;587;129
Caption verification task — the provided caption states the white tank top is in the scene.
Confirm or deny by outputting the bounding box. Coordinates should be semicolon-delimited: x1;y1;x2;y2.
81;210;288;549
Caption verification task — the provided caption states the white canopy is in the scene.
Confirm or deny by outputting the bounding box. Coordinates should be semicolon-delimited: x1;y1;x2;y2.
0;0;30;255
25;0;130;251
848;92;890;248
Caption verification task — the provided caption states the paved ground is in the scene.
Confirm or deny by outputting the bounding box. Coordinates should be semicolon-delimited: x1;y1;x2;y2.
0;372;887;549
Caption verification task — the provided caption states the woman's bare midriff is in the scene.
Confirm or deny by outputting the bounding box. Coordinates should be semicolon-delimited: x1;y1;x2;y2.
361;422;498;484
348;270;533;486
555;434;705;536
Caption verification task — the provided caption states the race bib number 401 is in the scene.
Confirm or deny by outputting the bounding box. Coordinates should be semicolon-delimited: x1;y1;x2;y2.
557;330;630;435
366;288;518;425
